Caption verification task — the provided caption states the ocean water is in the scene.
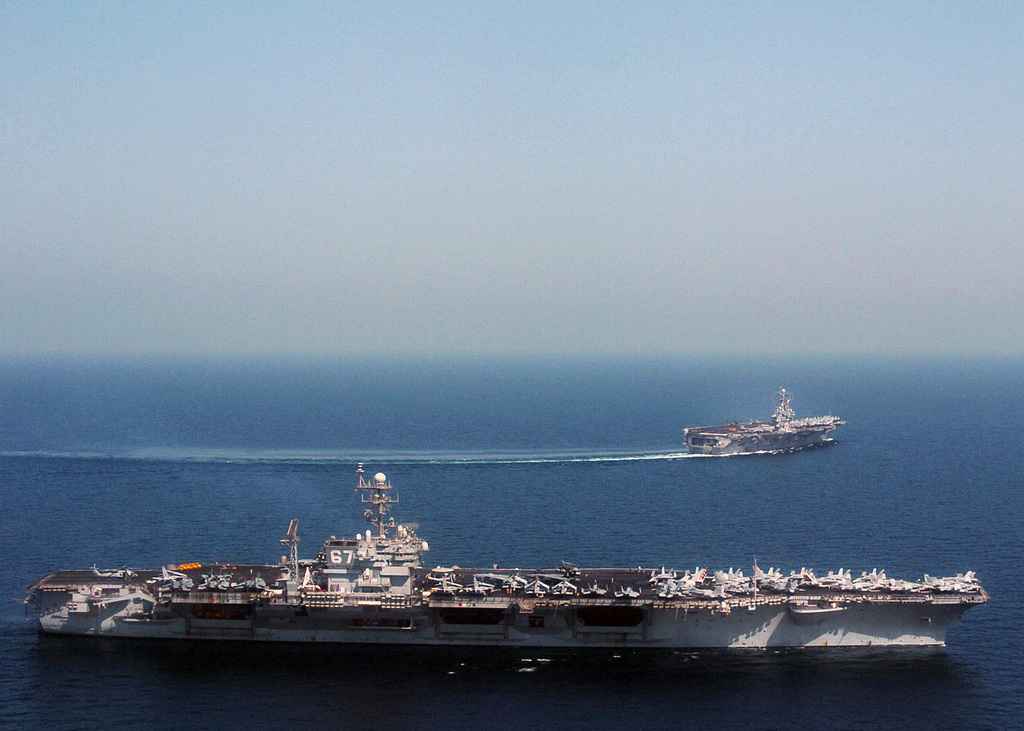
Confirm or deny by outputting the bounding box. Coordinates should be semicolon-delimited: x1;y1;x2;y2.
1;354;1022;730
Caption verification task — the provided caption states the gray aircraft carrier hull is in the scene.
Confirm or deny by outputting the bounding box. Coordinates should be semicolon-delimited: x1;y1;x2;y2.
29;568;983;649
684;427;838;455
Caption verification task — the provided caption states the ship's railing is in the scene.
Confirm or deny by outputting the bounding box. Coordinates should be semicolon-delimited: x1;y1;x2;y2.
299;592;421;609
168;591;262;605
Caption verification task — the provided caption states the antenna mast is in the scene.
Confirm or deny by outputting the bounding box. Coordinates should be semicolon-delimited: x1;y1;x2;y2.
773;388;795;426
356;463;398;538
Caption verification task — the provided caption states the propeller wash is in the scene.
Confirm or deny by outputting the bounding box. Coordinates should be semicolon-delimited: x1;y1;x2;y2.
26;467;986;648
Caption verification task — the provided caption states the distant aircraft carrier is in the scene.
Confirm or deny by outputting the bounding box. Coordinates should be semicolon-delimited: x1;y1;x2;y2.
27;466;985;648
684;388;845;455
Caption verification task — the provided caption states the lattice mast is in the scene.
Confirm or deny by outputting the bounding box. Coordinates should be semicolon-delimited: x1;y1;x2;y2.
280;519;299;580
355;463;398;538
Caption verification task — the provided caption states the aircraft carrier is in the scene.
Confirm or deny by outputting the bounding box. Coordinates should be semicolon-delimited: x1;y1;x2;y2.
26;467;986;648
684;388;845;455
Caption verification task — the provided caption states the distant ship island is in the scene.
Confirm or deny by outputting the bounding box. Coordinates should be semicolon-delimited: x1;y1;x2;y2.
684;389;844;455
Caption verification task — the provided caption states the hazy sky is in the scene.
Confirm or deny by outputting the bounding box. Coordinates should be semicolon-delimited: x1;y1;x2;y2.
3;2;1022;357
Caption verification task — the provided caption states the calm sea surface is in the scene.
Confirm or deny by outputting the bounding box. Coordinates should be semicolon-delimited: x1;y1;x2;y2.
1;355;1022;729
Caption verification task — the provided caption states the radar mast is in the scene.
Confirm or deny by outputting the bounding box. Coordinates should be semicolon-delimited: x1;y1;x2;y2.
772;388;796;426
355;463;398;539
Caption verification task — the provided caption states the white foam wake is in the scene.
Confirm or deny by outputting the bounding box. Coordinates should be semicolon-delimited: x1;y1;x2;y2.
0;447;701;466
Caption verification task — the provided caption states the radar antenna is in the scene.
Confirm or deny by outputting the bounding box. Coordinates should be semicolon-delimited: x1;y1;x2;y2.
355;463;398;539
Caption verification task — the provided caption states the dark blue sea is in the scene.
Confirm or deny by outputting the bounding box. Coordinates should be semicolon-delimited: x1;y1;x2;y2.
1;355;1022;730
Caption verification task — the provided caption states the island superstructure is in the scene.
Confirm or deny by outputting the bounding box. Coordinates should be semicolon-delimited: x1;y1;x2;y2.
684;388;845;455
26;466;985;648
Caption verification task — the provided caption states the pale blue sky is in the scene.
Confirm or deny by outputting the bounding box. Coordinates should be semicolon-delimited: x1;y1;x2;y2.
2;2;1022;356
